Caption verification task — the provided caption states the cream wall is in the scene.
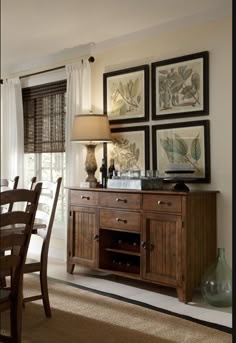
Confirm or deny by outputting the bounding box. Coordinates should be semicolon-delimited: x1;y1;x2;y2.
91;16;232;266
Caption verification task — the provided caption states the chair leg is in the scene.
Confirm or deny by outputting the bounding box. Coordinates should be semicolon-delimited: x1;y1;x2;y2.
11;294;23;343
40;266;51;318
0;252;7;288
0;276;6;288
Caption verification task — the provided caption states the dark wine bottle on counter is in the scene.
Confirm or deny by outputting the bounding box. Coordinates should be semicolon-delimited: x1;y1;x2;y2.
99;158;107;188
108;158;116;179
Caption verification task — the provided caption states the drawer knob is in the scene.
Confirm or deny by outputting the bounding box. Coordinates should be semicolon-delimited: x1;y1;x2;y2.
116;198;127;203
116;218;127;224
141;241;147;249
141;241;154;250
93;234;99;241
157;200;171;206
81;195;90;200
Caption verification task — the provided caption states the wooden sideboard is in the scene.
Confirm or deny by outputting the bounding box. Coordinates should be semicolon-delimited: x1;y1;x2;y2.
66;187;218;303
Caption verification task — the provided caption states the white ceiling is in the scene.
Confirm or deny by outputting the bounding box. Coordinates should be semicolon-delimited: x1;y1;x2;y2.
1;0;231;75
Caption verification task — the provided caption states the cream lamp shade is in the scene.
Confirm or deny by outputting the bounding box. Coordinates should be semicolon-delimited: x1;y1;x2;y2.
71;114;111;143
71;114;111;188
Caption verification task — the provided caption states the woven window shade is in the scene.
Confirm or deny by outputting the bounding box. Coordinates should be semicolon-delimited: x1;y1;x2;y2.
22;80;67;153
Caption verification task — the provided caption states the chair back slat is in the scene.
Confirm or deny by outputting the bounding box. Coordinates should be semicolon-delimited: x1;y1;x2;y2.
0;233;26;251
0;211;32;227
1;188;40;206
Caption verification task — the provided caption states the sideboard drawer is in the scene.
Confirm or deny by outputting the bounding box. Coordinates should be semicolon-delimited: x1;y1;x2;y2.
142;194;181;213
70;190;98;206
99;192;141;210
99;208;141;232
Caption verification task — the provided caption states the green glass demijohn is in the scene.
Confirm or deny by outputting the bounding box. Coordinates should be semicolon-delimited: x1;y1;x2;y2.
201;248;232;307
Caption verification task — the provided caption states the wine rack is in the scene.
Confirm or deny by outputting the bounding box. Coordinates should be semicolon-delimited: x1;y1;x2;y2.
99;229;141;275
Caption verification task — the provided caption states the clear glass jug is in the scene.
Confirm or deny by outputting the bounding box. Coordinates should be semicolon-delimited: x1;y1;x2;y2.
201;248;232;307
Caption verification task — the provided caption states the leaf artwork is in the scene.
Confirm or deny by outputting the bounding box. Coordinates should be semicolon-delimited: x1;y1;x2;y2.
160;133;201;171
110;77;141;115
158;62;201;112
110;138;140;169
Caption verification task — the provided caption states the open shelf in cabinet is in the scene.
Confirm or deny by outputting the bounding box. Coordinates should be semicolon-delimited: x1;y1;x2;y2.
99;229;141;275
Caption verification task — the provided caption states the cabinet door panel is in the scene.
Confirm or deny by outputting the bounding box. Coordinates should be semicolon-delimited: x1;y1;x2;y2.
142;213;182;286
70;206;98;268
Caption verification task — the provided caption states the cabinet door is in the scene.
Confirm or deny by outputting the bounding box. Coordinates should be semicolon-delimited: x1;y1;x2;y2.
141;212;182;287
68;206;99;268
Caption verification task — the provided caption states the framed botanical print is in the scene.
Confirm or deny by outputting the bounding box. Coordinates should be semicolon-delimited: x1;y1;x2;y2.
107;126;150;171
103;65;149;124
152;51;209;120
152;120;210;183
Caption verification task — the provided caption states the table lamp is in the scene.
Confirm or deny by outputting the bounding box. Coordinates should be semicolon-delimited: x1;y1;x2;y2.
71;114;111;188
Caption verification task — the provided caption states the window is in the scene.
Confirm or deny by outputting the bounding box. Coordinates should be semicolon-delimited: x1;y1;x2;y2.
22;80;67;233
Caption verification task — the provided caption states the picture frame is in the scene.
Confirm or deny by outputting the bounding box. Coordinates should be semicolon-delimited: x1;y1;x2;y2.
106;126;150;172
151;51;209;120
152;120;210;183
103;65;149;124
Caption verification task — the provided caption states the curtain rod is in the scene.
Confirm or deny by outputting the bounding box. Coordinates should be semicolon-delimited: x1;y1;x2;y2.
20;56;95;80
0;56;95;83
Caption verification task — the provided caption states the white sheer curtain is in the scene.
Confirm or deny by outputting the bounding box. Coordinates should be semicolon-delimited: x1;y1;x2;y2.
65;60;91;185
1;77;24;186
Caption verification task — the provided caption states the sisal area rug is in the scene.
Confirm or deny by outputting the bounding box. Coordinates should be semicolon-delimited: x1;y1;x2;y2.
1;275;232;343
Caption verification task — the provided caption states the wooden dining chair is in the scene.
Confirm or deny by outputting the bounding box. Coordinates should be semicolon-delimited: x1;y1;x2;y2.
23;177;62;318
0;184;42;343
0;176;19;212
0;176;20;288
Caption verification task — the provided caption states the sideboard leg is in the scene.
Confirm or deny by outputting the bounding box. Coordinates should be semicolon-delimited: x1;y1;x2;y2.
177;287;193;303
67;263;75;274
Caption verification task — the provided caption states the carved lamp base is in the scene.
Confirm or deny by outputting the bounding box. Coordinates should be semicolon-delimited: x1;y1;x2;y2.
84;144;98;188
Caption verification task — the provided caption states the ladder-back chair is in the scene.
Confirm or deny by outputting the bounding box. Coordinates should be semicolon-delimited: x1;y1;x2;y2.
0;184;42;343
23;177;62;317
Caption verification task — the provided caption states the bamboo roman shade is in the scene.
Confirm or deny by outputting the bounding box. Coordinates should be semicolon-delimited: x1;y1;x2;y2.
22;80;67;153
